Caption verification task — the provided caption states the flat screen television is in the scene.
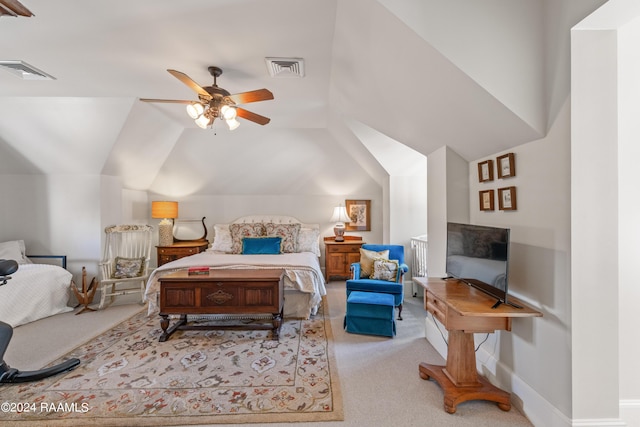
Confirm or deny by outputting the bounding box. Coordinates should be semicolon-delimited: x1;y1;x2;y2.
445;222;519;308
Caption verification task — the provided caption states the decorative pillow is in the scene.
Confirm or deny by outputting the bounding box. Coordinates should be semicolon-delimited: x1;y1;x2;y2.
297;227;321;256
211;224;233;253
229;223;266;254
264;223;301;253
112;257;145;279
371;258;400;282
359;248;390;278
242;237;282;255
0;240;30;264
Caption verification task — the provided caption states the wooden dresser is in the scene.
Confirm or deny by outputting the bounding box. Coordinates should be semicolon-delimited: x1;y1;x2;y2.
157;240;209;266
324;236;364;282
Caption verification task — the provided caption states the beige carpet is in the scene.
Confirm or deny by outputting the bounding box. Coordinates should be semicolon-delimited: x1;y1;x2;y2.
1;299;343;426
4;284;535;427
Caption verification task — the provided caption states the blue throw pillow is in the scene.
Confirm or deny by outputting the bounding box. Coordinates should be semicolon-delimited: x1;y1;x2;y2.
242;237;282;255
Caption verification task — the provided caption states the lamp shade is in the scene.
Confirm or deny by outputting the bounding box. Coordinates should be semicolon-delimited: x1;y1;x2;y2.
330;206;350;224
151;201;178;219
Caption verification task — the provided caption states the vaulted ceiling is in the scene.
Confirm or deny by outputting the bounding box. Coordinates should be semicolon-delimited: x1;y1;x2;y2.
0;0;606;194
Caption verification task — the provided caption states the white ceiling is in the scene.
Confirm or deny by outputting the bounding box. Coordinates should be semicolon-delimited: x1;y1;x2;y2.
0;0;607;193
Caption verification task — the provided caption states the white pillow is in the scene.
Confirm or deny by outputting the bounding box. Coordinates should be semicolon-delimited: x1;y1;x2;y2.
297;227;320;256
0;240;30;264
210;224;233;253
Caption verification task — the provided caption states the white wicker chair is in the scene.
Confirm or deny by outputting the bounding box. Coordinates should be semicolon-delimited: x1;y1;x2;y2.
98;224;153;309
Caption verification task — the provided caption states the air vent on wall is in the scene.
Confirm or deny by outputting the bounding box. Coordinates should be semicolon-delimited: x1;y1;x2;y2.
265;57;305;78
0;60;55;80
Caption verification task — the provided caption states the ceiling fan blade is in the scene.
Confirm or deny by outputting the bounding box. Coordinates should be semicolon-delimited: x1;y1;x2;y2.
227;89;274;105
236;108;271;125
139;98;194;105
167;69;211;99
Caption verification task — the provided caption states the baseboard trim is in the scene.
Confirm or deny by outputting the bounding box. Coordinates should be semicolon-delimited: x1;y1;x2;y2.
425;316;634;427
618;399;640;427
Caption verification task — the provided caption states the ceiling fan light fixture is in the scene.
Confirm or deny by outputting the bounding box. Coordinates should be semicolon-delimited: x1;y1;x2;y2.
186;102;204;119
226;118;240;131
195;114;211;129
220;105;237;120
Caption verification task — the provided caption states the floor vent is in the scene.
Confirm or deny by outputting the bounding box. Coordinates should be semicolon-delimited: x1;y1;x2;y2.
265;57;305;78
0;60;55;80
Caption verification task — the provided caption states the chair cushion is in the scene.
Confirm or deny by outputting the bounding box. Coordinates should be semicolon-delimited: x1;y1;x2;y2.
359;248;389;278
346;279;403;295
370;258;399;281
362;244;405;265
112;257;145;279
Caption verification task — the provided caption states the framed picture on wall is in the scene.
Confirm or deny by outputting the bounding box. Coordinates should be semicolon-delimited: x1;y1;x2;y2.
497;153;516;178
345;199;371;231
477;159;494;182
498;186;517;210
479;190;495;211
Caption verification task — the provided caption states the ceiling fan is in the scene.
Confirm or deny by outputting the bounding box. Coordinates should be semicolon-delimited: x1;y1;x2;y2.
140;66;274;130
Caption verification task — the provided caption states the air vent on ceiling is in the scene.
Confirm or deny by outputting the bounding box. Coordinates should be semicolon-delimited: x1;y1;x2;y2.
265;57;305;78
0;60;55;80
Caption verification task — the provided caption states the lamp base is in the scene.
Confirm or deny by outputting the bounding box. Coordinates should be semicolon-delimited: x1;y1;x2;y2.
158;221;174;247
333;226;346;242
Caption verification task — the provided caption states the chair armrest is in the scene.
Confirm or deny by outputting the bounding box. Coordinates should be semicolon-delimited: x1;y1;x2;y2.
350;263;361;279
99;260;113;280
399;263;409;274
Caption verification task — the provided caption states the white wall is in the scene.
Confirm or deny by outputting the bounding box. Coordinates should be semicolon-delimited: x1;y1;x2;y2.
426;146;469;278
0;174;104;283
618;15;640;425
572;2;640;425
469;100;572;425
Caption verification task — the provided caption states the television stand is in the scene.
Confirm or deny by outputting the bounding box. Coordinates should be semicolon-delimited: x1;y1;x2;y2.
491;299;522;309
414;277;541;414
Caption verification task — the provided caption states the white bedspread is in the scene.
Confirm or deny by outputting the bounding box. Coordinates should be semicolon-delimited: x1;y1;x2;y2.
0;264;73;327
144;251;326;318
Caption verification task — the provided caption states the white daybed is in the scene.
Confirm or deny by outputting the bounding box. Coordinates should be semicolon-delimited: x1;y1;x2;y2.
0;240;73;327
144;215;326;319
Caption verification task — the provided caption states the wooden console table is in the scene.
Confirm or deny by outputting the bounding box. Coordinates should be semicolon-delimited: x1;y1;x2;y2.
414;277;542;414
158;269;284;342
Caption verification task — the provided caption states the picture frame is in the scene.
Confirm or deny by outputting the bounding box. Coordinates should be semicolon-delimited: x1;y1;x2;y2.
479;190;495;211
477;159;494;182
497;153;516;178
345;199;371;231
498;186;517;210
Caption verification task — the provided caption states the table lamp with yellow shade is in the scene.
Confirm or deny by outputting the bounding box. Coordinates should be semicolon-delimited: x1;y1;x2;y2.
152;201;178;247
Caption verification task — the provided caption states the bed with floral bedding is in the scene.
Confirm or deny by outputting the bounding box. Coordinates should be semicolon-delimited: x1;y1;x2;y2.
144;215;326;319
0;240;73;327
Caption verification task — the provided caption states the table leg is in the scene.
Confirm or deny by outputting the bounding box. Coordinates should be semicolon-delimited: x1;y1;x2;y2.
272;310;283;340
419;329;511;413
159;314;187;342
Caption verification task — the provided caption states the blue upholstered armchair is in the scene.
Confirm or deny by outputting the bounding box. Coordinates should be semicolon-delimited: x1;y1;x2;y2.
346;244;408;320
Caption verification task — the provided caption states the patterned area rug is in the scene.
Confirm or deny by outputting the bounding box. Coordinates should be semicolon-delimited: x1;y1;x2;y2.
2;299;342;426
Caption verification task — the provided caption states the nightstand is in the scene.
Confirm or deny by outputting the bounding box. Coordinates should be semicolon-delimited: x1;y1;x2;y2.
157;240;209;267
324;236;365;282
